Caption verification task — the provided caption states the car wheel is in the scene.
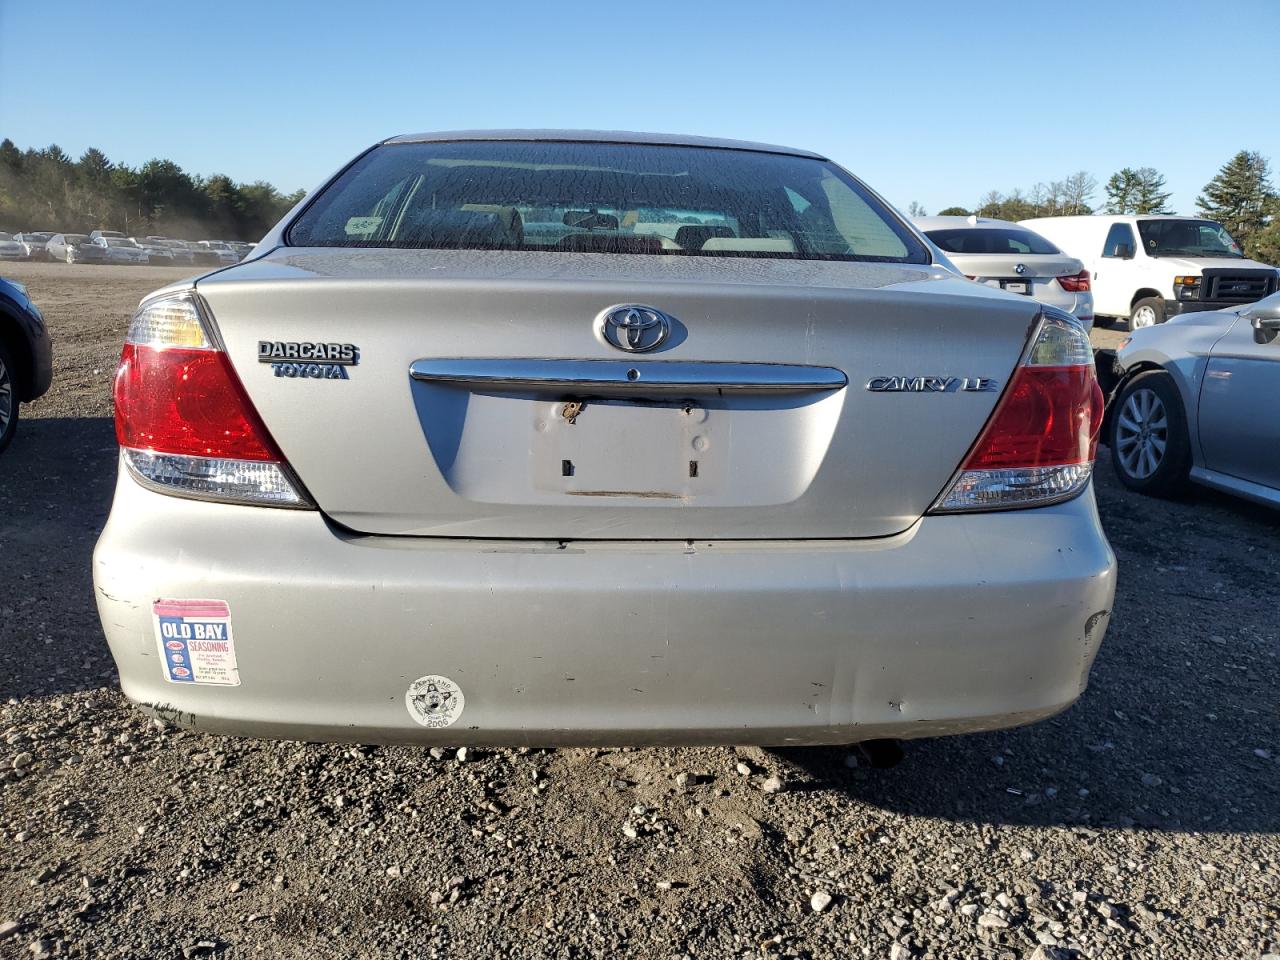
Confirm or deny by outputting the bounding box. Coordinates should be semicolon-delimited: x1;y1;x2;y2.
1109;370;1190;496
1128;297;1165;332
0;339;18;454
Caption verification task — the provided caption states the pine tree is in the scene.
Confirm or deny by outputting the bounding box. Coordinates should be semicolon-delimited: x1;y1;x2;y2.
1197;150;1276;249
1133;167;1173;214
1106;167;1173;214
1247;194;1280;265
1105;168;1139;213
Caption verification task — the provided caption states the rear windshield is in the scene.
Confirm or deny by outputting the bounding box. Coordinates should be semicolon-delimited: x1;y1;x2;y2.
287;141;928;263
926;227;1060;256
66;235;87;243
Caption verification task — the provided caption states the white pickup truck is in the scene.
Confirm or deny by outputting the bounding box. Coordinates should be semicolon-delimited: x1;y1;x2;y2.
1021;215;1279;331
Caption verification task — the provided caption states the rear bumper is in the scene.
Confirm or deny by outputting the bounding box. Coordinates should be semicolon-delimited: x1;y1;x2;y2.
94;469;1116;746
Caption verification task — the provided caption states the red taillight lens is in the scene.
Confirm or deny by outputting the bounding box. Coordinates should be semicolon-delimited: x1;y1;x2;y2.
114;344;281;461
1057;269;1091;292
963;366;1104;469
932;310;1102;513
114;292;309;508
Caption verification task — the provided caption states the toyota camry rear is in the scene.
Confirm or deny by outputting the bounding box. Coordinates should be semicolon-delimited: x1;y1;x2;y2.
93;132;1115;745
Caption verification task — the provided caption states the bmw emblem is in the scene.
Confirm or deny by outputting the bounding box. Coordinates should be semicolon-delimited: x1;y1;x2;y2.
1014;263;1026;275
596;304;673;353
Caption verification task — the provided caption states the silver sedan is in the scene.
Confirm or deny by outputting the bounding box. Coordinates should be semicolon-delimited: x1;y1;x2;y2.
93;130;1115;746
1106;292;1280;508
914;216;1094;331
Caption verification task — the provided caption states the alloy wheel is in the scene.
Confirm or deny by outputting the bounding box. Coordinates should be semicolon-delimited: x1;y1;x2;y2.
1131;304;1158;328
1115;387;1168;479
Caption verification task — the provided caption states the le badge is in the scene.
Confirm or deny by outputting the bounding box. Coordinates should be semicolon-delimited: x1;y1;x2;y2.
258;340;359;380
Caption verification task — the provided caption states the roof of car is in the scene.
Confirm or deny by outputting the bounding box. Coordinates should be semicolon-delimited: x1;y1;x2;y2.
1022;214;1210;224
913;216;1032;232
382;129;827;160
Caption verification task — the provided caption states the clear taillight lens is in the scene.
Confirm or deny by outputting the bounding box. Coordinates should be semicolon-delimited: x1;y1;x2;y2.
931;310;1103;513
113;292;311;508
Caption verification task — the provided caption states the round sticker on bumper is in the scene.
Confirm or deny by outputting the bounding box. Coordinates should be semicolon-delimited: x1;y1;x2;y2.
405;675;465;728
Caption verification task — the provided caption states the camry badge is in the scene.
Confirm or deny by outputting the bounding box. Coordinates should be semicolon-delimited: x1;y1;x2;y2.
866;376;998;393
597;305;672;353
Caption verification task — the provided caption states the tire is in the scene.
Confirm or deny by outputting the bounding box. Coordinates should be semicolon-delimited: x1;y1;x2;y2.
0;339;18;454
1128;297;1166;332
1109;370;1190;497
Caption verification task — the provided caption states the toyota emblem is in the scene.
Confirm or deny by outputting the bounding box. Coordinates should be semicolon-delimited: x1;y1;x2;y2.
597;304;672;353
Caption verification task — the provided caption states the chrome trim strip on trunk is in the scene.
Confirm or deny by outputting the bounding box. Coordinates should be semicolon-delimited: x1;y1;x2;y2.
408;358;848;395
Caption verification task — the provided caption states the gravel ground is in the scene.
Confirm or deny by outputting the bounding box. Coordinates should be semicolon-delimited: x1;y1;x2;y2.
1;262;1277;960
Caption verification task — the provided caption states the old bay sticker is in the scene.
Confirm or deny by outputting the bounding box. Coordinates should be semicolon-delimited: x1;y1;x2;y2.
405;675;465;728
153;599;240;686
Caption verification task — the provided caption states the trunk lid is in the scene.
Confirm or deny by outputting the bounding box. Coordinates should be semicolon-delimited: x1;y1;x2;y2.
947;252;1084;281
196;249;1038;539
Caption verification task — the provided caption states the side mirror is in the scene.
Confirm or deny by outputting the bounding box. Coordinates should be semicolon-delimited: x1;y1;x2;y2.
1245;300;1280;344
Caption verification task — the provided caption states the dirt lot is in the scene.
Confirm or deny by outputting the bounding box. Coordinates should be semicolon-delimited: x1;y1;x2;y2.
1;262;1277;960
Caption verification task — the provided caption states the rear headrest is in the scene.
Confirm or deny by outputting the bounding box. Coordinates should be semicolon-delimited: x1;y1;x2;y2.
555;234;662;254
400;208;522;247
562;210;620;230
675;225;734;250
700;236;797;253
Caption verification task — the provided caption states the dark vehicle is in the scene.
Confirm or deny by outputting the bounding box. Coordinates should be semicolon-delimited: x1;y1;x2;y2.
182;240;225;267
0;276;53;451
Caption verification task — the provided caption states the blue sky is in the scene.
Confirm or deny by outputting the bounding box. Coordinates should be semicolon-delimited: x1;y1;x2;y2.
3;0;1278;216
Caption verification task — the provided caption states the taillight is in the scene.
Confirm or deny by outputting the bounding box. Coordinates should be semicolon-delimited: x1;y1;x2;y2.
931;310;1103;513
113;292;311;508
1057;269;1091;292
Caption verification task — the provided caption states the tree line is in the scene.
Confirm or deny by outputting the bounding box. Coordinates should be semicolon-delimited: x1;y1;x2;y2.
0;138;306;242
910;149;1280;263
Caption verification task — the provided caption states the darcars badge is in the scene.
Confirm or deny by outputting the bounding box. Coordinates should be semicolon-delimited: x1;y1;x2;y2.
258;340;359;380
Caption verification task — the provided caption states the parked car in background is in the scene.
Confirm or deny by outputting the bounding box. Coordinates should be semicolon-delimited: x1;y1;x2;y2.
95;130;1113;748
183;241;225;267
197;240;239;264
0;233;22;261
1104;292;1280;508
1105;291;1274;506
47;233;109;264
130;237;176;266
14;232;55;260
914;216;1093;331
1022;215;1279;332
0;275;53;452
89;229;126;242
94;237;151;265
153;238;196;266
228;241;255;259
